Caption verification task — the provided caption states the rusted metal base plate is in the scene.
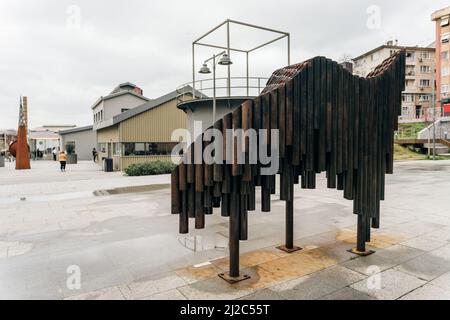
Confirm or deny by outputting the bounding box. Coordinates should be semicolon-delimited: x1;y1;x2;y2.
218;272;251;284
276;245;303;254
348;248;375;257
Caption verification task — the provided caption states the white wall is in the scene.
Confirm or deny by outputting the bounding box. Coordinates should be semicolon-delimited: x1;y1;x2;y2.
60;129;97;161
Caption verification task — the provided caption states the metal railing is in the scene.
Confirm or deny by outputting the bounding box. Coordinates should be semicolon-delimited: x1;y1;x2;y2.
176;76;269;105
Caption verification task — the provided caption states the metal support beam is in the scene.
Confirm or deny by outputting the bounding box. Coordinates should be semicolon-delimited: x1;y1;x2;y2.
277;176;302;254
348;215;375;256
227;20;231;97
195;42;247;53
218;178;250;284
192;44;195;96
248;34;288;53
246;52;249;97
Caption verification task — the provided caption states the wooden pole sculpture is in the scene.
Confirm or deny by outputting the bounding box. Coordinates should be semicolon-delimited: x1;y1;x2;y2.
15;96;31;170
171;51;406;283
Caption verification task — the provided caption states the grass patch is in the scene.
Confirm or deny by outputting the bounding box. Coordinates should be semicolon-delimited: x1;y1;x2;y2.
396;122;429;139
394;144;426;161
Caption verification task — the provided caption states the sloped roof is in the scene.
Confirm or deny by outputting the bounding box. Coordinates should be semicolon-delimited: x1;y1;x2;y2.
59;125;93;135
91;90;149;110
98;85;199;130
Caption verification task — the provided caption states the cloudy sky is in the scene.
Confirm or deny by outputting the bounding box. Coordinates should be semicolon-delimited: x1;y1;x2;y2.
0;0;448;129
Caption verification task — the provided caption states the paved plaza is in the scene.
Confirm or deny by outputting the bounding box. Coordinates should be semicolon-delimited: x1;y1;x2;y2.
1;160;450;300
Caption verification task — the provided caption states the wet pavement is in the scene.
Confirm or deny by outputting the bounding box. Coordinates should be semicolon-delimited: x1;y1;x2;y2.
1;160;450;300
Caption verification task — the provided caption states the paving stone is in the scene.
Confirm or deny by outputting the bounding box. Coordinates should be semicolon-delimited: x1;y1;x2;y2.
400;284;450;300
65;286;124;300
341;254;394;276
394;253;450;281
429;272;450;290
140;289;187;300
321;287;376;300
239;289;286;300
308;265;367;289
269;274;338;300
421;227;450;243
350;269;426;300
175;263;222;284
429;244;450;261
401;237;447;252
177;277;253;300
119;273;187;300
375;244;426;265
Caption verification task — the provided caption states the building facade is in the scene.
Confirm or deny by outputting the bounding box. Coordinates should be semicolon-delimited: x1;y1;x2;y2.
92;83;150;131
432;6;450;117
95;89;188;171
353;43;436;122
29;125;75;160
59;125;96;161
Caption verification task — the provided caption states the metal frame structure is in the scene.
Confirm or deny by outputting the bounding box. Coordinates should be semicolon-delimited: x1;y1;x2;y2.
192;19;290;98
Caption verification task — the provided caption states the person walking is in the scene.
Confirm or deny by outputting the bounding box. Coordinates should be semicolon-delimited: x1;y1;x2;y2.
52;147;57;161
92;148;98;163
59;150;67;172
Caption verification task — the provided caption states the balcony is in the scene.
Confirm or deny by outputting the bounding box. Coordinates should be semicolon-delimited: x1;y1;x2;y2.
177;76;269;132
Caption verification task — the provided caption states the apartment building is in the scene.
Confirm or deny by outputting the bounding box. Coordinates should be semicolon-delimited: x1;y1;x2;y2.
432;6;450;117
353;42;435;122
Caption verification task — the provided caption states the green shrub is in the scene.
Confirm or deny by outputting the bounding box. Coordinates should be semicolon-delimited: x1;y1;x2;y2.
124;160;176;176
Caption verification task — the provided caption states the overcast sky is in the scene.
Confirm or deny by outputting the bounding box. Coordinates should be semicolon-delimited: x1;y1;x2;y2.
0;0;448;129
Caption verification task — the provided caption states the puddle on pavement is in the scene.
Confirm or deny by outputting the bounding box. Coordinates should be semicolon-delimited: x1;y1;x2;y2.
94;184;170;196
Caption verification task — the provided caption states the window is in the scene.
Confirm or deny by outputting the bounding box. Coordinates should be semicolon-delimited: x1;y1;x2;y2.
420;66;431;73
98;143;106;153
122;143;178;156
420;79;430;87
419;95;430;102
420;52;431;60
406;66;415;76
406;51;415;60
442;84;449;94
402;106;410;116
442;51;449;60
441;32;450;44
441;16;450;27
406;79;415;87
113;143;121;156
402;94;414;102
443;67;450;77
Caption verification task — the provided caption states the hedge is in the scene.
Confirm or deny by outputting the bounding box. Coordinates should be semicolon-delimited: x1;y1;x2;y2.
124;160;176;176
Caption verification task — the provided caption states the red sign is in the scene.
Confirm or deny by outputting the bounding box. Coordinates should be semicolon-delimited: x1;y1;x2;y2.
444;104;450;114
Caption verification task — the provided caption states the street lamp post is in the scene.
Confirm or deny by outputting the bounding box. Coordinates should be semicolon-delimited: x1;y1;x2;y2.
198;51;233;125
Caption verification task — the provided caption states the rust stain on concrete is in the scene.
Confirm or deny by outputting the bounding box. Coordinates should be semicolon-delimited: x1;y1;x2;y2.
175;263;222;284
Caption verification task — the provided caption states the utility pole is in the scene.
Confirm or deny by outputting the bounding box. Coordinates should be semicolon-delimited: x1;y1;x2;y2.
432;72;436;160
